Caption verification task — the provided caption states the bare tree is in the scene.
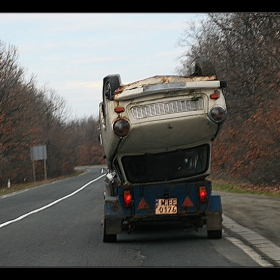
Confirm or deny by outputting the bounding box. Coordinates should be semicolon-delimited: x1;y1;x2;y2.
176;13;280;186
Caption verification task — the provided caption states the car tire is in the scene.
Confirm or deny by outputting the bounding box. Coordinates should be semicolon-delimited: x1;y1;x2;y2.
103;218;117;243
103;74;121;101
207;230;222;239
193;57;216;76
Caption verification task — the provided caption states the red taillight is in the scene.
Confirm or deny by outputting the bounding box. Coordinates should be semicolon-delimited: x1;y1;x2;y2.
199;186;207;203
123;189;132;208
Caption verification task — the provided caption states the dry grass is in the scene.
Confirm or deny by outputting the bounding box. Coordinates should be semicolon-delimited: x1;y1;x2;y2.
212;179;280;197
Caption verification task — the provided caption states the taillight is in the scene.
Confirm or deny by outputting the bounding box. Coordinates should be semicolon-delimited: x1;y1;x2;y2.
123;189;132;208
113;118;130;137
199;186;207;203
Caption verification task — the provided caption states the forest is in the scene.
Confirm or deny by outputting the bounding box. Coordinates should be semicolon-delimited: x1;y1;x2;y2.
176;13;280;187
0;43;105;187
0;13;279;189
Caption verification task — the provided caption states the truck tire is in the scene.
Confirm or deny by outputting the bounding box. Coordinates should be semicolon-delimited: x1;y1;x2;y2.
103;218;117;242
193;57;216;76
207;230;222;239
103;74;121;101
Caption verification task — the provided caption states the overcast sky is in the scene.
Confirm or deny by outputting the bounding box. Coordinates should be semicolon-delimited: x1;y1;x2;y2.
0;13;207;120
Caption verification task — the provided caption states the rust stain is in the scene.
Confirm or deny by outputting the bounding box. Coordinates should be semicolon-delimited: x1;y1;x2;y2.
161;77;169;83
113;74;217;100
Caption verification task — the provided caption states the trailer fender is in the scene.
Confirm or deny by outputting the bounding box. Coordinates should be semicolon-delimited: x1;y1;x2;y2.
104;196;124;234
206;194;223;231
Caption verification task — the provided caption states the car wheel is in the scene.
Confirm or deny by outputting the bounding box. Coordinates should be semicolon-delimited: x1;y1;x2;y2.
193;57;216;76
207;230;222;239
103;218;117;243
103;74;121;101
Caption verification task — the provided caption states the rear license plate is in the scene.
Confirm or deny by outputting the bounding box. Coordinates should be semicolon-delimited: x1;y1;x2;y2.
155;198;177;215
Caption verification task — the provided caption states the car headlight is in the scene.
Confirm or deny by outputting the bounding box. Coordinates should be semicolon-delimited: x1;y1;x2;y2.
208;106;227;123
113;118;130;137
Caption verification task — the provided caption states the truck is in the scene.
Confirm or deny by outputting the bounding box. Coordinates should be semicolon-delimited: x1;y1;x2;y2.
98;57;227;242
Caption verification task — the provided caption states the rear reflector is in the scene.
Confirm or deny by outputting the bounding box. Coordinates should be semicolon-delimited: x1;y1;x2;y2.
137;197;150;210
182;196;194;207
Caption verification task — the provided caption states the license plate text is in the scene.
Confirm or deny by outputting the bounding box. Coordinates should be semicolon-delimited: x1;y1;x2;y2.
155;198;177;214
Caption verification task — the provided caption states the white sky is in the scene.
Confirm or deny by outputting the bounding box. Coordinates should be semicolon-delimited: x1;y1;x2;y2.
0;13;207;120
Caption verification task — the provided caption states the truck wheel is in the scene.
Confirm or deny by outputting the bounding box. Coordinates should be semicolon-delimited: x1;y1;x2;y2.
103;75;121;101
207;230;222;239
193;57;216;76
103;218;117;243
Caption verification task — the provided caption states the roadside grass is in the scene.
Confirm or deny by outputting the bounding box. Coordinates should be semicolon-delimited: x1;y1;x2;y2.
212;180;280;197
0;170;86;197
1;169;280;198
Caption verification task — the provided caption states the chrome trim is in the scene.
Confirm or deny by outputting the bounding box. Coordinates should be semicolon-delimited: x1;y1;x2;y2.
130;98;204;119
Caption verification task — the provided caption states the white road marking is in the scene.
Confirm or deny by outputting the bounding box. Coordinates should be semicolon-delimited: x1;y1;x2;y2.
1;174;275;267
226;237;274;267
0;175;105;229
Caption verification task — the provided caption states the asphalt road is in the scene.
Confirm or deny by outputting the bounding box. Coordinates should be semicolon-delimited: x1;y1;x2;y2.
215;190;280;266
0;166;279;267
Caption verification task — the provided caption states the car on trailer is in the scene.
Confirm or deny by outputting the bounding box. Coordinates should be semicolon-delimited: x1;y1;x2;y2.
98;57;227;242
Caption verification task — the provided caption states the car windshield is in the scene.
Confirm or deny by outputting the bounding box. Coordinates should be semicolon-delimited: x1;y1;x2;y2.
121;144;210;183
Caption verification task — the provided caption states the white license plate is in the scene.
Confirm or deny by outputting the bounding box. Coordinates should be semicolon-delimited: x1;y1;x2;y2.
155;198;177;215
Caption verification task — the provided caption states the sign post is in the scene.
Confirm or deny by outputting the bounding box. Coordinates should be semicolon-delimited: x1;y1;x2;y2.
30;145;47;181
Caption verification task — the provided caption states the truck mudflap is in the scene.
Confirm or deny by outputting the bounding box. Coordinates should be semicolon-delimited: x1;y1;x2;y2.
104;196;124;235
206;194;223;239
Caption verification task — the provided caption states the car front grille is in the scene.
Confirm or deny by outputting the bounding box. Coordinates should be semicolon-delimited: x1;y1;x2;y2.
130;98;204;119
